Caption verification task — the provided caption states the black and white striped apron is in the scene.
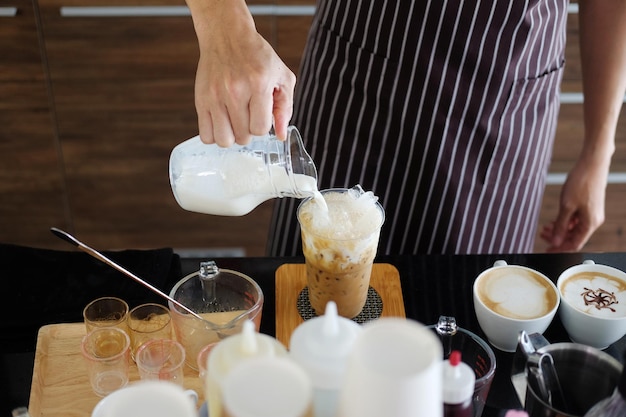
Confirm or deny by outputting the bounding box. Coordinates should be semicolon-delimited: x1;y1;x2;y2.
268;0;567;256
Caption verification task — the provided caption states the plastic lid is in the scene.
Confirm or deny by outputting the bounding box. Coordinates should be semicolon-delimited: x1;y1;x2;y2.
442;351;475;404
208;320;288;380
289;302;362;389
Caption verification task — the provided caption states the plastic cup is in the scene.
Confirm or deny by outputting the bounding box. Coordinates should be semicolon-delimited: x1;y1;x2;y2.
83;296;129;334
196;342;218;390
135;339;186;386
81;326;130;397
297;186;385;318
128;303;172;361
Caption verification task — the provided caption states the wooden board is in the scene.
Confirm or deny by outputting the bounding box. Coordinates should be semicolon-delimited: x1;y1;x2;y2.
28;323;205;417
275;263;406;347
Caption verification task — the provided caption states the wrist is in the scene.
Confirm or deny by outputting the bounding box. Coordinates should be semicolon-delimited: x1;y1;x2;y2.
186;0;255;44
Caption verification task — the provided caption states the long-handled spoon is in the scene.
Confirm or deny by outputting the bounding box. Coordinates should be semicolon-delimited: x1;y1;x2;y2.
50;227;204;321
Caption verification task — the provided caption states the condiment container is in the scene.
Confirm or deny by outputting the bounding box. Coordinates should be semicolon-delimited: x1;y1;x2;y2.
206;320;288;417
443;350;475;417
289;301;362;417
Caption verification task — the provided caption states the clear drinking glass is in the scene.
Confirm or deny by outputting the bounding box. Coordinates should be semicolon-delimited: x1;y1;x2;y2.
127;303;172;361
81;327;130;397
83;296;129;334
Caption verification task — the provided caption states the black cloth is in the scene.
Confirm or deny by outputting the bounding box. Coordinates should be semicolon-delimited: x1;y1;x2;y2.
1;243;182;353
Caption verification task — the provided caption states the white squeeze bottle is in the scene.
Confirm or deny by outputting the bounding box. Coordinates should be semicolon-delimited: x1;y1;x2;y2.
206;320;289;417
443;350;475;417
289;301;362;417
169;126;319;216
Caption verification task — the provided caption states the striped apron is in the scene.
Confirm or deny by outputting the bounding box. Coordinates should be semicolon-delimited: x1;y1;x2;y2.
268;0;567;255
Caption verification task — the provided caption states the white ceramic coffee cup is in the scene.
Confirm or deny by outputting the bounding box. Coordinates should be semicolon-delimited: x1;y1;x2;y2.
91;381;198;417
473;260;560;352
557;260;626;349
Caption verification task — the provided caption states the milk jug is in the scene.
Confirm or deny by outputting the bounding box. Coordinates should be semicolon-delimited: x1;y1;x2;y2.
169;126;318;216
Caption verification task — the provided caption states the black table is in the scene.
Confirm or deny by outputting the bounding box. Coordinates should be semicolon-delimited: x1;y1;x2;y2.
2;244;626;416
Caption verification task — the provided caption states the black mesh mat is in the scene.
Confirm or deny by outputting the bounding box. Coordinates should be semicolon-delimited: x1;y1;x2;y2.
296;286;383;323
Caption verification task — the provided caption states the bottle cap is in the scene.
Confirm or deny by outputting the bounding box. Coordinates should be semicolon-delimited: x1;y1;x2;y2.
289;301;362;389
442;351;476;404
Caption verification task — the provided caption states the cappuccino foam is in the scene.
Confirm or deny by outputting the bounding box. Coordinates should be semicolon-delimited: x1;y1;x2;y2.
477;268;557;320
560;272;626;318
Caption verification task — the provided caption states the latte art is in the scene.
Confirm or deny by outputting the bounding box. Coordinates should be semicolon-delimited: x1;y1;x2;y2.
477;269;557;320
559;272;626;318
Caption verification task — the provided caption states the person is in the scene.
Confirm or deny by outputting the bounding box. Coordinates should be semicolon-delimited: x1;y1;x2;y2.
184;0;626;255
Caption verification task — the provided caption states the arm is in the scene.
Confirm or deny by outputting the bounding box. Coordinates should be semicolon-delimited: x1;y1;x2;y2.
541;0;626;252
185;0;296;146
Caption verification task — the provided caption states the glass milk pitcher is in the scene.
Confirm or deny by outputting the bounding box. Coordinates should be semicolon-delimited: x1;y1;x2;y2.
169;126;318;216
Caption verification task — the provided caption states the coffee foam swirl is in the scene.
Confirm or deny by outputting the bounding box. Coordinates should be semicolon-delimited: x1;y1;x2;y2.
477;268;557;320
560;272;626;318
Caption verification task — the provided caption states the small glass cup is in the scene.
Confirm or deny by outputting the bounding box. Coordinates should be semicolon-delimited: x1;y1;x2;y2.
428;316;497;417
83;296;129;334
197;342;218;390
127;303;172;360
135;339;186;386
81;326;130;397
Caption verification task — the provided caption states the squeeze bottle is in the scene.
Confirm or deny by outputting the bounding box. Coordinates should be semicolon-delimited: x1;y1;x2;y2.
443;350;475;417
289;301;362;417
222;356;313;417
205;320;288;417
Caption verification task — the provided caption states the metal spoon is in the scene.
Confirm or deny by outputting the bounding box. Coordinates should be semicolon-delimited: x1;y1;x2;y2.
50;227;204;321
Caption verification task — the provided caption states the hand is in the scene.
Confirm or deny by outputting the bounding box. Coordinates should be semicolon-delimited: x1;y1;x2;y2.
191;1;296;146
540;156;608;252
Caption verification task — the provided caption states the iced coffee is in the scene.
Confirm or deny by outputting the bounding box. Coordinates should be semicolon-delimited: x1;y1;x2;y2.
297;185;384;318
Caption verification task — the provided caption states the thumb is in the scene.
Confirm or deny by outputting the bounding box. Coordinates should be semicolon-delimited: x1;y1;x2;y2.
550;205;576;247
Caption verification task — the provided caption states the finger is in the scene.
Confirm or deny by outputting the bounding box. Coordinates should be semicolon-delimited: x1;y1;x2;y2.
549;205;577;248
272;76;295;141
249;89;273;137
211;104;237;148
563;217;594;252
222;80;255;146
227;104;254;146
539;223;555;243
197;108;215;144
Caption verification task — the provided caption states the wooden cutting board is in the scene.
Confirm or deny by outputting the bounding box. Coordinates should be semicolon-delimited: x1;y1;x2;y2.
28;323;205;417
275;263;406;347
